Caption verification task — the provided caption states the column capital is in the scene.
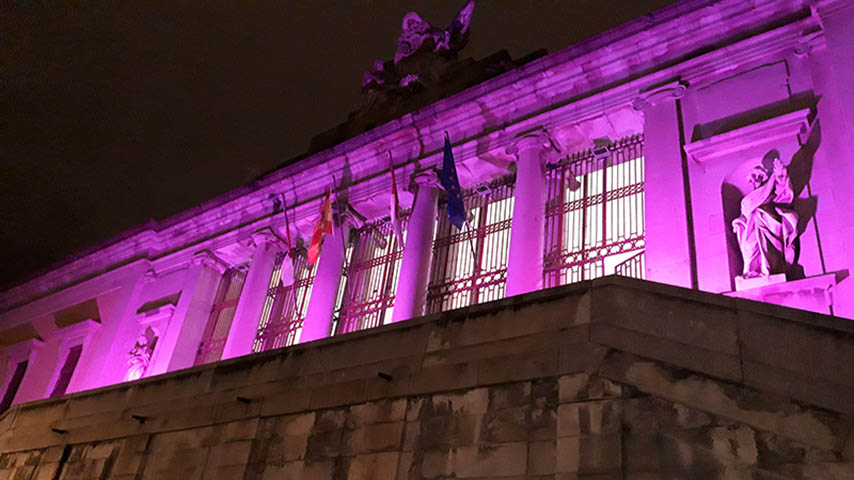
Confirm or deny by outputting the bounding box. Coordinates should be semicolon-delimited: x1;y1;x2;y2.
632;80;688;111
505;129;555;156
142;269;158;284
408;169;441;192
794;29;825;58
191;250;229;275
250;228;287;249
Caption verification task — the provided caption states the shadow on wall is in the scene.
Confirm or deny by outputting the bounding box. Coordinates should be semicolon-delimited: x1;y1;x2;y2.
719;120;821;288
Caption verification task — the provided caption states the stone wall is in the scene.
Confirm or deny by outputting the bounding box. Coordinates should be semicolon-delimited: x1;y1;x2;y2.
1;277;853;479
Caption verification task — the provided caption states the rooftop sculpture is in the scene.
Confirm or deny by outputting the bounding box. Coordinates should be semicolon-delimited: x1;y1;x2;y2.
361;0;476;93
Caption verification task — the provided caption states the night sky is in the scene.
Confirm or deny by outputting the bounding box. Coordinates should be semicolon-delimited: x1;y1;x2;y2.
0;0;675;288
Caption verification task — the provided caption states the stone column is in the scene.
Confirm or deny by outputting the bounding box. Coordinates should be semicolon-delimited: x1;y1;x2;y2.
633;81;694;288
392;171;440;322
301;212;352;342
221;228;285;360
809;0;854;317
148;251;227;375
504;131;553;298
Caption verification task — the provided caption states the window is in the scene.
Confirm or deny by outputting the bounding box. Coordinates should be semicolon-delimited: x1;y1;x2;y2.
253;249;317;352
334;215;408;335
427;176;515;314
0;360;28;413
195;267;247;365
544;134;645;287
50;345;82;398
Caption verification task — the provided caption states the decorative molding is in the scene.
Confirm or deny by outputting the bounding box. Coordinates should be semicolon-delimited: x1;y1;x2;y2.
632;81;688;111
135;304;176;328
54;318;101;346
683;108;812;163
142;269;158;284
250;228;287;249
1;338;44;364
794;29;825;58
191;250;229;275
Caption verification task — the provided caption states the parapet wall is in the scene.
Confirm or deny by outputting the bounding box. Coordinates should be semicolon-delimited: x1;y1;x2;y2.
1;277;853;479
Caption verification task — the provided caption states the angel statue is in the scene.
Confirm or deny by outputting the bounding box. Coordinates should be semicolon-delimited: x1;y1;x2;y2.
125;326;158;381
731;152;799;280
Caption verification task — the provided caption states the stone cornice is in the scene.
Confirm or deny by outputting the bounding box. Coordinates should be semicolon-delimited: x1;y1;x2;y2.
632;81;688;111
683;108;812;163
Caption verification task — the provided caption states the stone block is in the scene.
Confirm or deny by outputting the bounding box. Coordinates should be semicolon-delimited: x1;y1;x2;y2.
201;464;249;480
304;428;343;459
600;352;849;452
592;285;740;356
347;398;407;427
738;310;854;392
475;348;559;386
558;401;622;437
260;460;333;480
487;383;532;411
308;379;367;410
410;361;478;395
279;413;316;436
558;343;608;375
425;297;577;353
423;442;528;478
482;407;528;443
402;421;420;451
347;451;399;479
431;389;490;416
423;331;562;369
528;440;556;475
591;323;742;382
258;386;311;417
342;421;404;455
559;374;623;403
743;360;854;415
207;440;254;467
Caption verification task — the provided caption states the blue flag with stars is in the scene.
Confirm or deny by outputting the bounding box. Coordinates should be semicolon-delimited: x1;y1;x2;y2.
440;133;466;230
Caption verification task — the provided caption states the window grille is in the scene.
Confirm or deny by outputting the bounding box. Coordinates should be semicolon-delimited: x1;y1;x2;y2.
544;134;645;287
0;360;27;413
334;215;408;335
427;176;515;314
253;249;317;352
50;345;82;398
195;267;247;365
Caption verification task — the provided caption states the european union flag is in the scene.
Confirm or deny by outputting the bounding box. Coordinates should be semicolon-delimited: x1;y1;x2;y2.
440;133;466;230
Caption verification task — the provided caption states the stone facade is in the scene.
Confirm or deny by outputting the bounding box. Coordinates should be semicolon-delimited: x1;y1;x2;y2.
0;278;853;479
2;0;854;460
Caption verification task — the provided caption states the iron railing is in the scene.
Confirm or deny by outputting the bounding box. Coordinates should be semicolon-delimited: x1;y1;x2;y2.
195;267;246;365
253;249;316;352
427;175;515;314
334;215;408;335
544;134;645;287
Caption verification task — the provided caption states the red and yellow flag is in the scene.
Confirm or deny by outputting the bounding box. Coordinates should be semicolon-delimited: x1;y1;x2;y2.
307;189;333;265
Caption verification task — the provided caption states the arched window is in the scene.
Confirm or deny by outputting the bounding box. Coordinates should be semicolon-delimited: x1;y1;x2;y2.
253;249;317;352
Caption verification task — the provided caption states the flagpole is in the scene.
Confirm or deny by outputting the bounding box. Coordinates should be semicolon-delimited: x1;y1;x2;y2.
331;176;348;259
278;193;299;314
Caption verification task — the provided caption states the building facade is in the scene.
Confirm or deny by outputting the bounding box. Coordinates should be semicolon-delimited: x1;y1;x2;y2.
1;0;853;423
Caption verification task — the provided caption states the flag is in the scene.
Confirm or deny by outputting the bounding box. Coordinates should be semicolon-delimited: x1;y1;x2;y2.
307;189;333;265
279;194;295;287
439;132;466;230
388;153;405;249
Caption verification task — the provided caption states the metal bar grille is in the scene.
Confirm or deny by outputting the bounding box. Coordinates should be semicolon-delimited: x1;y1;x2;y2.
544;134;645;287
334;214;409;335
253;249;317;352
614;250;645;279
427;176;515;314
195;267;247;365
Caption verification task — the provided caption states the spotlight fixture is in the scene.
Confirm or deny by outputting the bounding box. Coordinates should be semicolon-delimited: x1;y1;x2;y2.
131;415;147;424
236;396;253;404
377;372;393;382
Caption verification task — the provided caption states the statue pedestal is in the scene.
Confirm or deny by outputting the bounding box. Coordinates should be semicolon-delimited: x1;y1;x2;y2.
734;273;786;292
725;273;839;315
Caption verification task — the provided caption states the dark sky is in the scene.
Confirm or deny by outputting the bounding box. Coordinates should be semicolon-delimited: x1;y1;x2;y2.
0;0;675;287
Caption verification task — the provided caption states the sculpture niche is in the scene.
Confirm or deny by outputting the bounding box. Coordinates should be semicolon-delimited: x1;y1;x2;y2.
361;0;476;94
125;326;158;381
731;152;799;286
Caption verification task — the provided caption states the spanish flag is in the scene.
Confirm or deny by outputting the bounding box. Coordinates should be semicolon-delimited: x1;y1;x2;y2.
307;189;333;265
